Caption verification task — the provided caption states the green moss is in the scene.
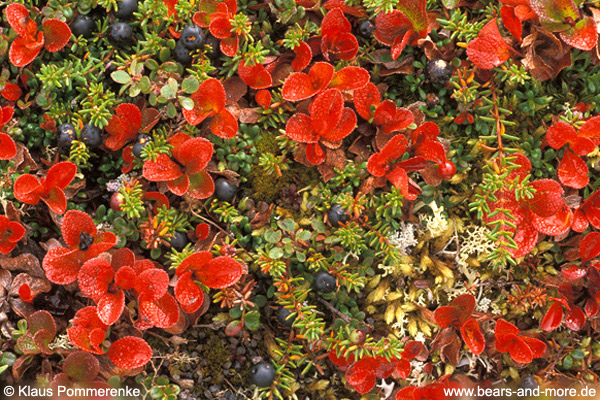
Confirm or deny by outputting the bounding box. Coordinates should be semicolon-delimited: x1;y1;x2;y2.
199;334;230;384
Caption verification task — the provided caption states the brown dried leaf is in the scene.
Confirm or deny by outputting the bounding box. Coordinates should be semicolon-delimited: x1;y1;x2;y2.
0;254;44;277
239;107;262;124
522;26;572;82
223;76;247;105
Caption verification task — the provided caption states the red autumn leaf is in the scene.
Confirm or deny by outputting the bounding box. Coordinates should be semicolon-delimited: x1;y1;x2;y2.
577;115;600;144
183;78;226;126
220;35;239;57
354;82;381;120
580;231;600;263
67;307;108;354
2;83;22;101
320;8;358;61
195;223;210;240
291;41;312;71
115;266;136;290
374;10;412;46
373;100;414;133
561;264;587;280
530;203;573;236
434;306;463;329
527;179;564;217
346;357;377;394
29;310;57;338
495;318;546;363
585;298;599;317
9;34;44;68
328;348;355;369
78;258;114;302
196;256;243;289
42;19;71;52
373;9;424;59
138;293;179;329
255;90;272;108
6;4;37;39
105;103;142;150
281;62;334;101
135;268;170;301
558;149;589;189
501;5;522;41
529;0;578;29
192;0;218;27
564;305;585;330
395;358;412;379
329;66;370;91
560;17;598;50
460;318;485;355
175;270;205;313
18;283;33;303
210;108;238;139
0;215;25;254
97;290;125;326
581;191;600;229
237;61;272;89
541;301;564;331
107;336;152;369
0;134;16;160
466;20;511;69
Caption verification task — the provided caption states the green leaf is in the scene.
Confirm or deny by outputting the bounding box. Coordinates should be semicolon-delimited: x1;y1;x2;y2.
269;247;283;259
166;102;178;118
161;85;177;100
278;218;296;233
229;306;242;319
181;76;200;94
178;96;194;110
244;311;260;331
264;229;282;243
111;70;131;84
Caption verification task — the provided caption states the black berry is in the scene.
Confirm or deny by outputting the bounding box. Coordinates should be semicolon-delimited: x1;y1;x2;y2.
108;22;133;47
115;0;138;20
204;35;220;60
169;231;188;251
276;307;295;328
250;362;276;387
132;134;152;158
173;40;192;64
519;375;540;390
358;20;375;38
313;271;337;293
426;59;453;85
214;178;237;203
328;204;348;227
81;125;102;148
70;15;95;38
181;24;205;50
57;123;76;148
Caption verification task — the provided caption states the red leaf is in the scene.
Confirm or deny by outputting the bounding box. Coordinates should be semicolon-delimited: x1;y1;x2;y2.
196;223;210;240
220;35;239;57
1;83;22;101
373;101;414;133
558;150;589;189
580;232;600;263
328;348;355;368
321;107;356;142
460;318;485;355
386;167;418;200
434;306;462;328
564;305;585;330
210;108;238;138
560;17;598;51
395;358;412;379
97;290;125;326
138;293;179;328
78;258;113;302
238;61;272;89
291;41;312;71
354;82;380;120
193;0;218;26
466;20;511;69
186;170;215;199
115;266;136;290
415;140;447;164
9;35;44;67
321;8;351;37
329;66;370;91
391;30;415;60
374;10;412;46
143;154;183;182
510;220;538;258
45;161;77;190
0;133;17;160
175;271;205;313
6;4;36;39
183;78;226;126
255;90;271;108
521;336;546;358
577;115;600;143
346;357;377;394
61;210;97;249
546;121;577;149
105;103;142;150
402;340;423;359
135;268;169;301
561;264;587;280
495;318;520;338
281;62;334;101
572;208;589;232
527;179;564;217
309;88;344;134
585;298;599;317
530;203;572;236
451;293;476;320
68;307;108;354
501;5;522;41
176;137;213;174
107;336;152;369
286;113;317;144
42;247;81;284
197;256;243;288
306;142;326;165
0;106;15;126
506;335;534;363
209;14;232;39
42;19;71;52
18;283;32;302
29;310;57;337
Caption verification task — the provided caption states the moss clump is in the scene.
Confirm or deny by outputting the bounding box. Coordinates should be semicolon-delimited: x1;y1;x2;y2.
199;334;230;384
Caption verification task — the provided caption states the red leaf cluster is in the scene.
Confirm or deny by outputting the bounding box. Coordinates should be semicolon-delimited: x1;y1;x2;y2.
366;122;455;199
373;0;430;59
340;340;423;394
546;118;600;189
485;154;572;258
495;319;546;364
238;61;272;90
0;215;25;254
175;251;243;313
143;132;215;199
396;375;462;400
182;78;238;138
434;294;485;355
13;161;78;214
6;3;71;67
285;88;357;165
105;103;158;151
0;105;17;160
320;8;359;61
42;210;117;284
16;310;56;355
193;0;239;56
466;20;512;70
282;63;369;101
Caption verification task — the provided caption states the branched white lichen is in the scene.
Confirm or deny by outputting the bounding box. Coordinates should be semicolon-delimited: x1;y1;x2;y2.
420;202;449;238
49;334;75;351
458;226;496;268
377;263;396;277
388;222;419;255
476;297;492;313
106;173;132;192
